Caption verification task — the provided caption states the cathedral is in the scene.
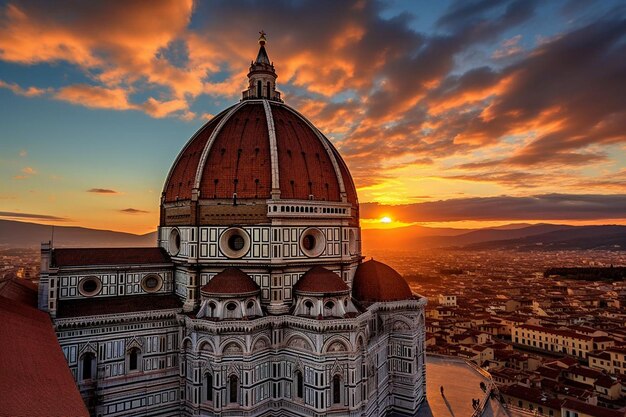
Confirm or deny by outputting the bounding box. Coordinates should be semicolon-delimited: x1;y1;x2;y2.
37;34;427;417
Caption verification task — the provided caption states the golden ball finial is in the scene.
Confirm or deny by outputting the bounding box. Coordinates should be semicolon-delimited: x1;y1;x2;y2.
259;30;267;46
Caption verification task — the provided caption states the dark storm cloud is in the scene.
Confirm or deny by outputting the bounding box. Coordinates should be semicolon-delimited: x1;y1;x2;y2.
361;194;626;222
0;211;68;221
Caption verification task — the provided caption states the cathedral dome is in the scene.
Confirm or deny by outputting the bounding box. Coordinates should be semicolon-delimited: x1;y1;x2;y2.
163;101;357;206
200;267;260;297
352;260;413;303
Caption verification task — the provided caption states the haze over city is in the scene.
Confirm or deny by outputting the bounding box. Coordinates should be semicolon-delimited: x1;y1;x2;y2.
1;0;625;234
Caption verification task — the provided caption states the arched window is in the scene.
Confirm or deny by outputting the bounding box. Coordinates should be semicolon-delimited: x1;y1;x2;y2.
304;300;314;316
208;302;217;318
267;81;271;98
206;373;213;402
81;353;95;380
332;375;341;404
128;348;140;371
324;301;335;314
257;80;262;98
295;370;303;399
246;300;256;316
225;302;237;319
229;375;239;403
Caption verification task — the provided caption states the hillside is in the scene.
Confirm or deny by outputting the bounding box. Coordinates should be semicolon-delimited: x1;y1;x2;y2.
361;223;574;251
0;220;156;248
465;225;626;251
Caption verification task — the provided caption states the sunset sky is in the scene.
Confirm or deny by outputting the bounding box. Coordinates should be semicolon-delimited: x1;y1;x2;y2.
0;0;625;234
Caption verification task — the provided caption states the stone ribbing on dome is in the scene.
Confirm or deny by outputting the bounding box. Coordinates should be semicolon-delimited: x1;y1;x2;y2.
199;103;271;199
163;110;229;202
352;260;413;303
294;266;349;295
263;100;280;197
200;267;260;297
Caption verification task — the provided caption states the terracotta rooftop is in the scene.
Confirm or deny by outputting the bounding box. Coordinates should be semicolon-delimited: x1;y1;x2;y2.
0;296;88;416
562;398;626;417
53;247;171;267
162;100;358;209
500;384;563;410
56;294;182;318
0;277;38;307
352;259;413;303
201;267;260;297
293;266;349;295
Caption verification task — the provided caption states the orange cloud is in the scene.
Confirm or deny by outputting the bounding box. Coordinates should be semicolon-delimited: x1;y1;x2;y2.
55;84;134;110
0;79;47;97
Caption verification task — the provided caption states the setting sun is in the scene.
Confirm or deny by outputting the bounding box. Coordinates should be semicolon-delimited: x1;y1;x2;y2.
380;216;392;224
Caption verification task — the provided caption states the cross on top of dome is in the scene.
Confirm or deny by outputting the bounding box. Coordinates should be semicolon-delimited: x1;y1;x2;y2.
242;31;283;102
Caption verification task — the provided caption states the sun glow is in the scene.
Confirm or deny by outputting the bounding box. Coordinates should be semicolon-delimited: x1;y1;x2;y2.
380;216;392;224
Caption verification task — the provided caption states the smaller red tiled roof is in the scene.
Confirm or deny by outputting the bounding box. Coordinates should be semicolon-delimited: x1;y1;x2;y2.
562;399;626;417
293;266;349;295
201;268;260;297
352;259;413;303
57;294;182;318
0;297;88;416
0;277;38;307
53;247;171;267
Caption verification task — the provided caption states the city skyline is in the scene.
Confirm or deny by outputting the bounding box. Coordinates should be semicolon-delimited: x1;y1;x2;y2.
1;0;625;234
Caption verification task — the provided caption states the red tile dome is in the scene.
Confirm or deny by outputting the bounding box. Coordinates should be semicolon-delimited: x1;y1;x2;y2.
294;266;350;295
200;267;260;297
352;260;413;303
162;100;358;206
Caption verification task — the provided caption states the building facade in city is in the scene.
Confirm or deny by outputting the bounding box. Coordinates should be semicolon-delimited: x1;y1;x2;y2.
37;34;427;417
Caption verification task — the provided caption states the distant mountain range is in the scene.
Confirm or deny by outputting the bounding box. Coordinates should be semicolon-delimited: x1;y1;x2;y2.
1;219;624;251
0;219;156;248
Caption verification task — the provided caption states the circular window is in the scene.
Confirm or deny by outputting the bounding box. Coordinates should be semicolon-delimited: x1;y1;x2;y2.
79;276;102;297
325;301;335;310
168;228;181;256
302;234;316;251
219;227;250;259
141;274;163;293
300;228;326;257
304;300;314;309
228;234;245;251
226;302;237;311
246;301;255;310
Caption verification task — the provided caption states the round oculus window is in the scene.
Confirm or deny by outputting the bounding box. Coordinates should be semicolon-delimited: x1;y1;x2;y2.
141;274;163;293
228;234;245;251
226;302;237;311
302;234;316;251
300;227;326;257
219;227;250;259
168;228;181;256
79;276;102;297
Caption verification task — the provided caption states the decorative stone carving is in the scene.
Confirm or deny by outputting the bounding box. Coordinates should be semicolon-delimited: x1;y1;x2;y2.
288;337;311;351
252;338;269;352
327;341;347;352
223;342;243;355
